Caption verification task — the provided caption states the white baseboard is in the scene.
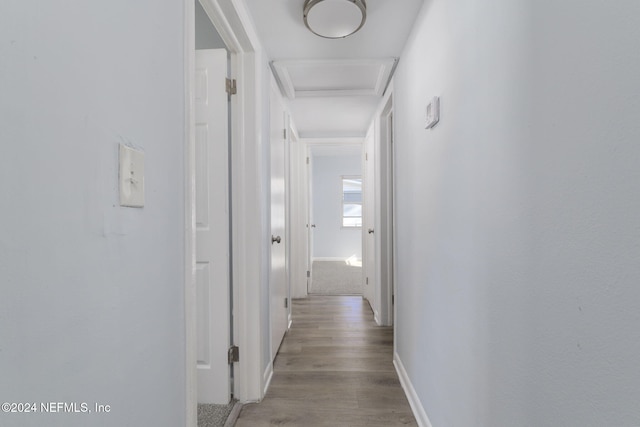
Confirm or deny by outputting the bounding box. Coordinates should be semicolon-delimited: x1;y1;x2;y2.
394;352;433;427
223;401;243;427
262;362;274;397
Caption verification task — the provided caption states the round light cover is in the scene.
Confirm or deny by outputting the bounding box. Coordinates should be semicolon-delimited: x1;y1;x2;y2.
304;0;367;39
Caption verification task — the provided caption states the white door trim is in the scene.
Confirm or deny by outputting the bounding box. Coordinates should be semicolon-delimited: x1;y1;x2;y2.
185;1;266;424
184;1;197;425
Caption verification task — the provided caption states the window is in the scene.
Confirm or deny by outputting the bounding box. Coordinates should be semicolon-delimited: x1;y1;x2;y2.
342;176;362;227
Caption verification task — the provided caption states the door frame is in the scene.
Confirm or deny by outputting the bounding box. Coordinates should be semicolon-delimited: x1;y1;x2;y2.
301;138;364;295
285;123;295;328
185;0;266;425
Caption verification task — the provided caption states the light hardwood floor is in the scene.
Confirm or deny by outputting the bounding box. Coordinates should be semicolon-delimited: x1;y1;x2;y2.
234;296;417;426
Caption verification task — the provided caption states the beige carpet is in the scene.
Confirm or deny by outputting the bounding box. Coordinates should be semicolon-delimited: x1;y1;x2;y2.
310;260;363;295
198;400;239;427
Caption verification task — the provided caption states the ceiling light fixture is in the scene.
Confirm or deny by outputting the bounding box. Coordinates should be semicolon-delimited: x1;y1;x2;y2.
303;0;367;39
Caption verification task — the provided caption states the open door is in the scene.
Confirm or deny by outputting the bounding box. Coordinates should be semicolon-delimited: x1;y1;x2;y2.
376;96;395;326
362;129;376;311
195;48;231;404
306;150;314;294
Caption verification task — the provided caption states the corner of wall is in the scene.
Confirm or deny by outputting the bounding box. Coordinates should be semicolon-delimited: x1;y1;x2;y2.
394;353;433;427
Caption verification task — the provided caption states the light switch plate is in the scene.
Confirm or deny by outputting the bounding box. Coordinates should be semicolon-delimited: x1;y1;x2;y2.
425;96;440;129
119;144;145;208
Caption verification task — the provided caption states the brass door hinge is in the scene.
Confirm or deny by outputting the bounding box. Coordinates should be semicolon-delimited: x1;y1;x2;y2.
228;345;239;364
225;78;237;95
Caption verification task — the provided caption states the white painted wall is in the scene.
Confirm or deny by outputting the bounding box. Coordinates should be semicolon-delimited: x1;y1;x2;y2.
195;0;226;50
0;1;186;426
393;0;640;426
311;153;362;259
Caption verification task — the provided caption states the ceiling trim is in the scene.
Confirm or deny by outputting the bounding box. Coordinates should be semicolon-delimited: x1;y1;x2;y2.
271;58;397;99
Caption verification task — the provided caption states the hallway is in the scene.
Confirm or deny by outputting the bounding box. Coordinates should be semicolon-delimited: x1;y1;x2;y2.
234;296;416;426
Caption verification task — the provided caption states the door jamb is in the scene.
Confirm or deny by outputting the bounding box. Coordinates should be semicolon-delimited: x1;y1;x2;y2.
184;0;196;424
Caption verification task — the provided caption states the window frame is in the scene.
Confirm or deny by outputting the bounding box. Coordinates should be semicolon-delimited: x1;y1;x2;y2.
341;175;363;228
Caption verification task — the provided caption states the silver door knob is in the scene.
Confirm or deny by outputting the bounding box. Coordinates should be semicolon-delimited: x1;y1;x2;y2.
271;235;281;244
368;228;374;234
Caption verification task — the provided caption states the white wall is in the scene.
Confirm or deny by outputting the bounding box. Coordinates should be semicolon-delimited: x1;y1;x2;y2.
393;0;640;426
195;0;226;50
311;153;362;259
0;1;186;426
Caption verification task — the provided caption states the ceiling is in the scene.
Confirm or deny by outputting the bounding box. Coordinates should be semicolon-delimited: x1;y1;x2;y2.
244;0;424;139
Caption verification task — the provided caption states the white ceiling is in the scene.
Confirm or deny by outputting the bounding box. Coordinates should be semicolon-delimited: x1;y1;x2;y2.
271;58;396;99
244;0;424;139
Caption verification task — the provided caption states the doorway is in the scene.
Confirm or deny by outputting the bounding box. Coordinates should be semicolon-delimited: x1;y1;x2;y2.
194;0;233;409
308;144;363;296
186;1;276;425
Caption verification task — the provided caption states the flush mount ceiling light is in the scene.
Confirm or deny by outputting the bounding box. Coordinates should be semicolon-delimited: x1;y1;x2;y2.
303;0;367;39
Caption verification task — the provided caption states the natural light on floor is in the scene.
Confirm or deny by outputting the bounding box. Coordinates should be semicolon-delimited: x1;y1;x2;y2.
345;254;362;267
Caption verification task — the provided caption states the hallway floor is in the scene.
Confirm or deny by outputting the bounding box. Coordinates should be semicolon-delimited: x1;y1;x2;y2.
234;296;417;426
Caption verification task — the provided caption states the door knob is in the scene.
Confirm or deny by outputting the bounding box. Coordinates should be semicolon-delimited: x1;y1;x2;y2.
311;224;316;228
368;228;374;234
271;235;281;244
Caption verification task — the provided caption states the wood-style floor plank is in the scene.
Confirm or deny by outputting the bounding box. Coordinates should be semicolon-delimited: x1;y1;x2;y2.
234;295;417;427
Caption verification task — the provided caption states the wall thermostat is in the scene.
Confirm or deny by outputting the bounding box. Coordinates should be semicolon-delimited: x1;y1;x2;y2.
425;96;440;129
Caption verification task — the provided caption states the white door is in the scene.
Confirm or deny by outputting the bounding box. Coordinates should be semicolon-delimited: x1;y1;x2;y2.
305;145;312;294
270;82;288;361
195;48;230;404
363;133;376;310
377;103;395;326
306;150;314;293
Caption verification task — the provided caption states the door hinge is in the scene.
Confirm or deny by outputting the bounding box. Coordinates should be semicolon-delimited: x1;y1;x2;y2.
225;78;237;95
366;277;369;285
365;153;368;161
283;129;287;139
307;270;311;278
284;297;288;308
306;157;309;165
228;345;239;364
